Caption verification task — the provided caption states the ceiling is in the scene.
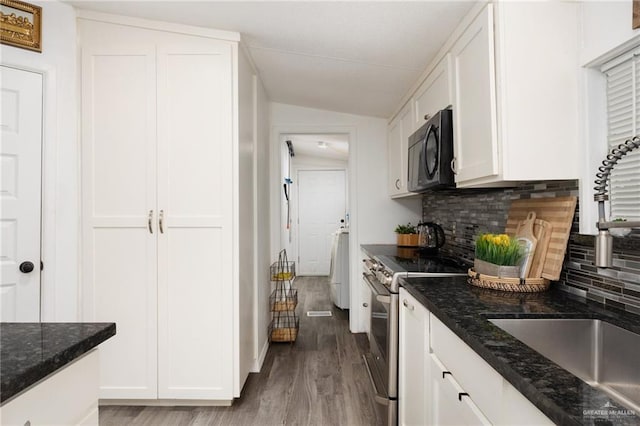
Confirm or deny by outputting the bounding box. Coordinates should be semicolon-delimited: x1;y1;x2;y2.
287;133;349;162
67;1;475;118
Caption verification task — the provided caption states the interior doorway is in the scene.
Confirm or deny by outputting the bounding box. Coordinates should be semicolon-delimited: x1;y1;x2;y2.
280;133;349;276
0;65;43;322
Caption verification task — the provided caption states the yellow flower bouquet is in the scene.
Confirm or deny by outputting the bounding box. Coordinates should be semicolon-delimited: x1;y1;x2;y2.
474;233;524;278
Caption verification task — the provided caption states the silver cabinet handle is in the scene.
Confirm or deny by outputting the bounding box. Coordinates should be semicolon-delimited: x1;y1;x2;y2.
395;179;401;190
402;299;414;310
159;210;165;234
450;157;457;174
148;210;154;234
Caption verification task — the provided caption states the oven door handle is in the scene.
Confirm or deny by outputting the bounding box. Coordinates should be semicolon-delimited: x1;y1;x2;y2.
363;273;392;306
376;294;391;305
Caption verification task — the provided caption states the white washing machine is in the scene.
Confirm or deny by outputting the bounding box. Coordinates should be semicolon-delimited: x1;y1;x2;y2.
329;229;350;309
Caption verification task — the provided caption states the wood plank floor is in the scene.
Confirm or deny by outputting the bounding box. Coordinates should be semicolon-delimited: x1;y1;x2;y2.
100;276;384;426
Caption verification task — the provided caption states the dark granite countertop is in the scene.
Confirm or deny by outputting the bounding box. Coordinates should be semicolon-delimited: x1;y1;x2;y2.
1;322;116;405
401;276;640;426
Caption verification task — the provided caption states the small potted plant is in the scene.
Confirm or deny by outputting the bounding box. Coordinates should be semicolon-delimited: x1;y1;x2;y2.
395;223;419;247
474;233;524;278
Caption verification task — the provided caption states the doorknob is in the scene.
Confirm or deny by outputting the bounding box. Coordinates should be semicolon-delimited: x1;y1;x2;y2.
19;261;35;273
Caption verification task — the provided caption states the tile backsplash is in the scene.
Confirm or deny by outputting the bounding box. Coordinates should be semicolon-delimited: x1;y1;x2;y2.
421;180;640;316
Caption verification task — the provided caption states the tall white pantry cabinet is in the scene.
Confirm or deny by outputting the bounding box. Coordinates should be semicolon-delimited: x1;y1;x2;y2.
79;13;254;402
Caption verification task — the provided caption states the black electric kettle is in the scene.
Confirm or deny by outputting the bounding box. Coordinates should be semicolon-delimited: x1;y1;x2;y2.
417;222;446;250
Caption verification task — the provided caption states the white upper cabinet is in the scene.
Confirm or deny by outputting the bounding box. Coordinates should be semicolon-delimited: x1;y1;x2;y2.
387;1;580;192
387;55;452;199
451;1;580;187
450;5;499;184
414;54;453;129
387;103;415;197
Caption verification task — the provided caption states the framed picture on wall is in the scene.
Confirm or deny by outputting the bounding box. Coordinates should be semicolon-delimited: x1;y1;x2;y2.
634;0;640;29
0;0;41;52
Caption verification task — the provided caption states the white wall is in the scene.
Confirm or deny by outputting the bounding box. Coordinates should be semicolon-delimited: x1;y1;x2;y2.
1;0;78;321
579;1;640;234
269;103;421;332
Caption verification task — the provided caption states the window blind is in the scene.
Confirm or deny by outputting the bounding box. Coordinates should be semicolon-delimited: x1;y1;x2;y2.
602;50;640;221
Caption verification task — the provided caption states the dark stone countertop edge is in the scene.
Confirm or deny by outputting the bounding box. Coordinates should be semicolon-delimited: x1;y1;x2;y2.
401;281;640;426
360;244;395;259
1;323;116;404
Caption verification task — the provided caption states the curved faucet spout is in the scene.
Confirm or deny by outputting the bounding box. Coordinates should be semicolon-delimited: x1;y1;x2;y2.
593;136;640;267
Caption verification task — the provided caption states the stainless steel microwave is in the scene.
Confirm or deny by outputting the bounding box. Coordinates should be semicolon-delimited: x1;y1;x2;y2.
407;109;454;192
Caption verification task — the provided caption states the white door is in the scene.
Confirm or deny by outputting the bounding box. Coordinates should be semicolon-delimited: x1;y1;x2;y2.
297;170;346;275
0;66;42;322
156;41;234;399
81;47;159;399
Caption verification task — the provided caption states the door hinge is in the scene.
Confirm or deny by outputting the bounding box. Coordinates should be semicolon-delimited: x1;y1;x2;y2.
40;261;44;271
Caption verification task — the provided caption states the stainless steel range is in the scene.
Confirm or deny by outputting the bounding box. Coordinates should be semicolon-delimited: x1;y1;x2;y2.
362;250;466;426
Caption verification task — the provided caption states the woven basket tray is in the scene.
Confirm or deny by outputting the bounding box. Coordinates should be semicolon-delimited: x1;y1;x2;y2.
270;327;298;342
467;269;550;293
271;299;297;312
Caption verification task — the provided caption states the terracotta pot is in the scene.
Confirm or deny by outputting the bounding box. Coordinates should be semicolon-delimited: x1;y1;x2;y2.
397;233;419;247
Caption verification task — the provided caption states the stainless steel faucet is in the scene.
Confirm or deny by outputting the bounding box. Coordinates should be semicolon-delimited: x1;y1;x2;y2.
593;136;640;267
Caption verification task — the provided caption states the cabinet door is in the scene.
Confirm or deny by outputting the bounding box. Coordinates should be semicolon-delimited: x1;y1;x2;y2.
429;354;491;426
414;54;453;126
361;275;372;333
156;40;234;399
388;103;414;198
387;115;403;197
398;289;430;426
0;351;100;426
81;46;159;399
398;104;414;193
451;5;499;185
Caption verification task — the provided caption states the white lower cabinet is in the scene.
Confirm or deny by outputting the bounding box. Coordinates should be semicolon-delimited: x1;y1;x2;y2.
398;288;429;425
361;276;372;334
429;354;491;425
398;289;553;425
0;351;100;426
430;314;553;425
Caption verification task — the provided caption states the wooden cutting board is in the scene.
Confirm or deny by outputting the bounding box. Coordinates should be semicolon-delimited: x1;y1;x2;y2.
529;219;552;279
515;212;538;278
505;196;577;281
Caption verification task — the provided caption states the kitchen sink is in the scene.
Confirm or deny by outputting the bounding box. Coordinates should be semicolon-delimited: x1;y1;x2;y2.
489;318;640;412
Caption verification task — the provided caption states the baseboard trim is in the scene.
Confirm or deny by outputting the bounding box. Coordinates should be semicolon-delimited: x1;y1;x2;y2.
99;399;233;407
250;339;269;373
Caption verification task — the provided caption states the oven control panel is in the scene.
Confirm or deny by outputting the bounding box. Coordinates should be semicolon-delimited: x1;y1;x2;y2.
363;258;393;287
